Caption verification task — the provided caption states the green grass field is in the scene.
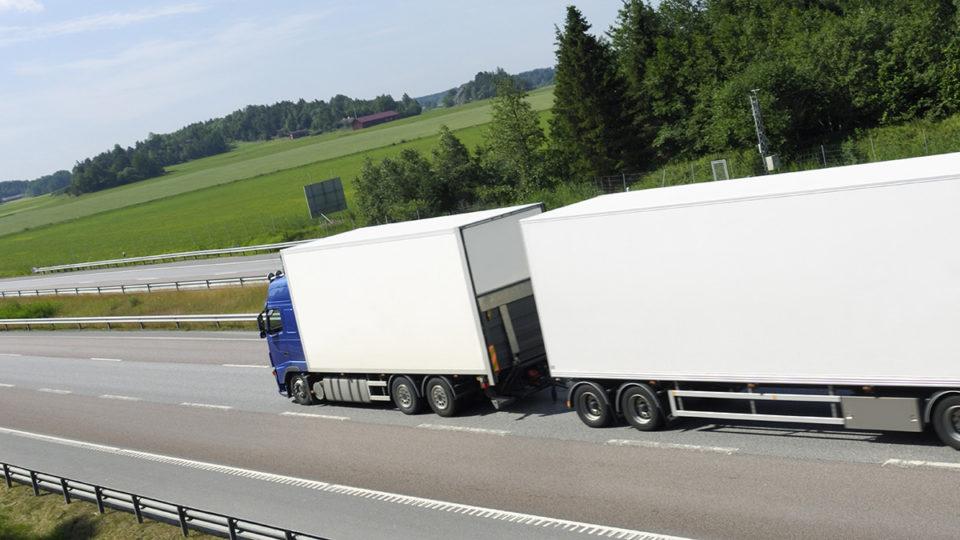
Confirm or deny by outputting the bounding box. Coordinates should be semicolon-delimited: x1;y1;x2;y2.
0;88;554;238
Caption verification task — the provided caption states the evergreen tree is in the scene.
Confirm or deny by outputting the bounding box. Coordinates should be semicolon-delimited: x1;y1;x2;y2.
551;5;638;179
432;126;481;211
609;0;659;162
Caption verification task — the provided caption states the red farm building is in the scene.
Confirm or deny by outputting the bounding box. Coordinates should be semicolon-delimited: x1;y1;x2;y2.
352;110;400;130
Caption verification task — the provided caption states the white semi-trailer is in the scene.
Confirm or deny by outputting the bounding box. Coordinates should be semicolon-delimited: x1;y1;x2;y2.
521;153;960;449
265;204;549;417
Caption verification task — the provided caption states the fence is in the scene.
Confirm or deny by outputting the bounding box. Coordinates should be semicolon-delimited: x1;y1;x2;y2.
0;313;258;331
0;461;326;539
0;275;269;299
33;241;310;274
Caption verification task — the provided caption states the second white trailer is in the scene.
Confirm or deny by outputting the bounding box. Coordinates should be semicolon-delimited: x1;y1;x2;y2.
521;153;960;448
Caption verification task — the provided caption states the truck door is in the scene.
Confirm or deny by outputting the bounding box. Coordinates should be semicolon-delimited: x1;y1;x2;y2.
262;307;287;365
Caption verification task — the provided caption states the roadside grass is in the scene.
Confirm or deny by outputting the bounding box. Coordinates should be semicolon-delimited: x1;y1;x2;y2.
0;88;554;237
0;112;550;276
0;483;217;539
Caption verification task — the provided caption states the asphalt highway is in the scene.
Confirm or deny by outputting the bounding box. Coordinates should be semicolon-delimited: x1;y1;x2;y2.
1;332;958;538
0;254;282;294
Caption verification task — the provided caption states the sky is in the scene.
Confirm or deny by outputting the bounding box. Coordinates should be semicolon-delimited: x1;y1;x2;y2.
0;0;623;181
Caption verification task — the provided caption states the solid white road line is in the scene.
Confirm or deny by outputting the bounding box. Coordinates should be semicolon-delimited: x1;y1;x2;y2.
179;402;232;410
883;458;960;472
89;357;123;362
99;394;141;401
417;424;510;436
280;411;349;421
37;388;72;395
0;353;22;357
0;383;14;388
606;439;740;455
0;335;259;342
0;426;688;540
221;364;269;369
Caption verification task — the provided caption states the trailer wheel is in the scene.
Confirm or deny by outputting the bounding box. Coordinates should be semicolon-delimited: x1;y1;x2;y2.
291;374;316;406
391;377;423;415
931;395;960;450
620;385;663;431
573;385;612;428
426;377;458;417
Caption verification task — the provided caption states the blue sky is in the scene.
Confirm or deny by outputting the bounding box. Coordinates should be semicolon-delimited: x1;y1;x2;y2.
0;0;622;180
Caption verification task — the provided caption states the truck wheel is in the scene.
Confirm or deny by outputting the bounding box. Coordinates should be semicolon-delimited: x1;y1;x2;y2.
620;385;663;431
932;395;960;450
290;374;315;406
573;385;612;428
426;377;458;417
391;377;423;415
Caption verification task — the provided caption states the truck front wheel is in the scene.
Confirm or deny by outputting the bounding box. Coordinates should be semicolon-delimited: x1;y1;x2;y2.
573;385;612;428
426;377;458;417
391;377;423;415
932;395;960;450
290;374;316;406
620;385;663;431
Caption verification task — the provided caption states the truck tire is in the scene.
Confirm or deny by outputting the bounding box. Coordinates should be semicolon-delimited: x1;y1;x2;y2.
931;395;960;450
573;385;612;428
426;377;458;417
290;374;316;406
391;377;423;415
620;385;663;431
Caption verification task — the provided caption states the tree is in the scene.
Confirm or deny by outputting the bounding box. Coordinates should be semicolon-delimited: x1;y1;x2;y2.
432;126;481;210
550;5;639;179
609;0;659;161
483;79;547;198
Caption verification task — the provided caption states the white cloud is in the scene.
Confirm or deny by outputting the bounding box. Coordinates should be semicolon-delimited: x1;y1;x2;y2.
0;0;43;13
0;3;205;46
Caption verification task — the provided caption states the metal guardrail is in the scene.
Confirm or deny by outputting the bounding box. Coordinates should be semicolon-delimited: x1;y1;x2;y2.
1;461;326;539
0;275;269;299
0;313;258;330
32;240;311;274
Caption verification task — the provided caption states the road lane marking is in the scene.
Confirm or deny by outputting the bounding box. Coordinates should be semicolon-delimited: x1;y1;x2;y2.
221;364;269;369
37;388;72;395
883;458;960;472
0;353;22;357
0;426;687;540
0;383;14;388
417;424;510;436
0;335;259;342
90;357;123;362
280;411;349;421
179;402;232;410
99;394;141;401
606;439;740;455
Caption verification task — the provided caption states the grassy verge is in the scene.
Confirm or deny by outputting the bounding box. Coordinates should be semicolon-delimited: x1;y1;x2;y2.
0;483;216;539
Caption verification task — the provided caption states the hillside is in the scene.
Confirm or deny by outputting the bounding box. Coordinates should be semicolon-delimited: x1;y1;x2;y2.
0;87;554;276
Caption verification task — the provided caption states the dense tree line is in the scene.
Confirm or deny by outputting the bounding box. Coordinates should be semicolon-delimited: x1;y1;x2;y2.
68;93;422;195
0;170;71;200
417;67;556;109
356;0;960;222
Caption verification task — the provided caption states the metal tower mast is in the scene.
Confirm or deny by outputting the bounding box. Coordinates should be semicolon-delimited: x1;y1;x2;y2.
749;89;771;161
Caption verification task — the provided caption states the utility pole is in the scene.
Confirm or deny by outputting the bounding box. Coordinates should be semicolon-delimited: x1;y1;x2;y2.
749;89;778;172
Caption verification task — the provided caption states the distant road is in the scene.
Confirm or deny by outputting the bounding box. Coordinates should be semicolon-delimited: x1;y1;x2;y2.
0;254;281;294
0;334;959;538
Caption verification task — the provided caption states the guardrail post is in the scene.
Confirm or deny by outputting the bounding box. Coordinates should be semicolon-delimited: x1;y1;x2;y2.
106;322;111;330
54;288;59;296
61;478;71;503
177;505;190;536
121;285;126;294
139;321;144;330
2;463;10;488
132;494;144;523
74;287;79;295
94;485;105;513
205;280;210;289
228;518;239;540
29;471;39;495
97;286;102;295
146;283;151;292
175;281;180;291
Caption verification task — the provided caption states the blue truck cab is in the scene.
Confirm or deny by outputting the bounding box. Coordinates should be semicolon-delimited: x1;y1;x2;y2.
257;272;307;395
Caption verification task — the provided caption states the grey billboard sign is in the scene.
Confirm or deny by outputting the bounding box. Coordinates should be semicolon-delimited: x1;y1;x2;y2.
304;177;347;220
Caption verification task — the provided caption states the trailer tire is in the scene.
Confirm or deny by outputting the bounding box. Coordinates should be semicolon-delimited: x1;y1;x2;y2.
931;395;960;450
426;377;458;417
290;374;316;406
573;385;612;428
391;377;423;415
620;385;663;431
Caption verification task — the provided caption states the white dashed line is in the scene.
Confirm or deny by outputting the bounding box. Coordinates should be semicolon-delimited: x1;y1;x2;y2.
180;402;232;410
0;426;687;540
99;394;141;401
37;388;72;395
0;383;14;388
221;364;269;369
883;458;960;472
417;424;511;436
606;439;740;455
280;411;349;421
0;353;22;357
90;357;123;362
